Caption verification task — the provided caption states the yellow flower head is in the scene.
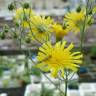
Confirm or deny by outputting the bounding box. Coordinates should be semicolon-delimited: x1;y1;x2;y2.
14;8;35;28
64;9;93;34
30;15;53;27
36;41;83;78
52;23;69;39
64;10;85;33
28;16;53;42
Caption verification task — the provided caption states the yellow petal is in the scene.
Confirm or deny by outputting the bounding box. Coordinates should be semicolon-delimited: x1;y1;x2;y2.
42;42;51;49
42;66;50;72
61;41;66;50
51;68;58;78
71;52;81;56
67;43;74;51
73;54;83;59
73;60;82;64
46;42;52;48
39;47;46;53
55;42;61;48
70;63;79;67
35;63;46;68
60;69;64;77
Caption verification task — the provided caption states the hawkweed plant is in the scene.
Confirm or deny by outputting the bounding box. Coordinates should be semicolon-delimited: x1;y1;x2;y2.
1;0;96;96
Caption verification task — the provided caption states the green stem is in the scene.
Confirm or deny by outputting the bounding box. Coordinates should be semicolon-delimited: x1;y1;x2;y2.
58;79;64;96
80;22;85;52
18;38;21;49
80;0;90;52
64;74;68;96
22;7;43;44
65;80;68;96
42;72;65;95
25;55;30;76
29;58;65;95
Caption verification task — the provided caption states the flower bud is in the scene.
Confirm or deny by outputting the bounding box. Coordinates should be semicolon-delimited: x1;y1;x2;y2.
23;2;30;9
76;6;81;12
8;3;15;11
25;37;31;43
88;19;93;26
63;24;67;29
88;10;93;15
4;29;9;33
13;32;18;39
0;32;5;39
15;22;20;27
3;25;9;33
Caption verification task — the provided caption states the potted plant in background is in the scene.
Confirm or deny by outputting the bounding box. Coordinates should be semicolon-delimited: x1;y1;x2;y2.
0;56;27;96
90;45;96;61
31;67;41;83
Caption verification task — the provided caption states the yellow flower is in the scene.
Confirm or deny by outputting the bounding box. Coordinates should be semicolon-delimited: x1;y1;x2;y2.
30;15;53;27
64;10;85;33
64;9;93;34
36;41;83;78
28;28;50;43
52;23;69;39
14;8;35;28
28;16;53;42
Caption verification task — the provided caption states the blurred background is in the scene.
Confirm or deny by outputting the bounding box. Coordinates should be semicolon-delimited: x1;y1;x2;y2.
0;0;96;96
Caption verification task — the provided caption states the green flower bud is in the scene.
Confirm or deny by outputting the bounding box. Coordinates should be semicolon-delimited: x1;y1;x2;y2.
0;32;5;39
3;24;9;33
13;32;18;39
88;19;93;26
23;2;30;9
15;22;20;27
4;29;9;33
8;3;15;11
76;6;81;12
63;24;67;29
88;10;93;15
25;37;31;43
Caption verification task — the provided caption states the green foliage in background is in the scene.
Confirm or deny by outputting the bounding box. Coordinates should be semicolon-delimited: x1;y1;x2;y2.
90;45;96;56
40;84;54;96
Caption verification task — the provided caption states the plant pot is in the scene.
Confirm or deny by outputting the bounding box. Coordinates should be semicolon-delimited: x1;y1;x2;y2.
0;87;26;96
30;75;41;83
90;56;96;60
90;55;96;64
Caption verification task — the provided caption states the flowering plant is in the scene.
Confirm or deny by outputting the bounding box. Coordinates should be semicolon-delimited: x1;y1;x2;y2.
1;0;96;96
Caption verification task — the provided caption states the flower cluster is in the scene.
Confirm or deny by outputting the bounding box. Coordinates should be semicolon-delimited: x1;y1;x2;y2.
6;2;96;78
14;6;95;42
14;8;35;28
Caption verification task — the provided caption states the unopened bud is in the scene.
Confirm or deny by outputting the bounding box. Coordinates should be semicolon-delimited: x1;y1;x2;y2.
25;37;31;43
76;6;81;12
88;10;93;15
13;32;18;38
23;2;30;9
0;32;5;39
8;3;15;11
